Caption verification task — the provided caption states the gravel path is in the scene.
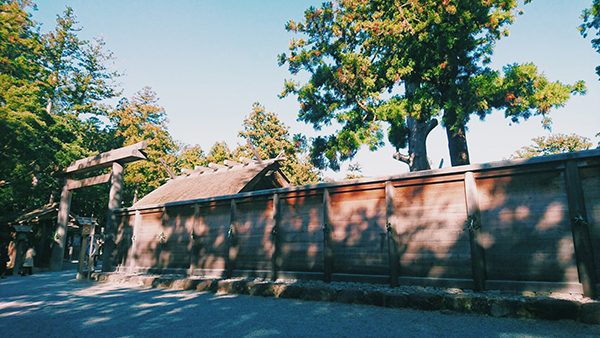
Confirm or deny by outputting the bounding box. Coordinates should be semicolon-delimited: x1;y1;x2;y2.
1;271;599;338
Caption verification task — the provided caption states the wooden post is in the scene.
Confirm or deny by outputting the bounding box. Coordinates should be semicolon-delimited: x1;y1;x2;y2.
271;194;281;280
386;181;400;288
102;162;124;272
323;189;334;283
78;234;88;279
189;203;200;277
464;171;487;292
564;160;598;299
226;199;238;279
50;180;72;271
128;210;141;273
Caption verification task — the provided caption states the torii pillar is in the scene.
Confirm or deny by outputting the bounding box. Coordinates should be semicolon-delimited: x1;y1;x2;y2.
50;142;147;272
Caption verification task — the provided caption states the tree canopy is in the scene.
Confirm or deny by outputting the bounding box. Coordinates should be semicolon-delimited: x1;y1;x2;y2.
279;0;584;172
238;102;320;185
109;86;177;205
511;133;593;159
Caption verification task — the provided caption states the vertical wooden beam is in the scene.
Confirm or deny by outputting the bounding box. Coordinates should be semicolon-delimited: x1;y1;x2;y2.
323;189;334;283
189;203;200;277
464;171;487;292
385;181;400;288
271;193;281;281
226;199;238;279
564;160;598;299
50;180;72;271
128;210;141;273
77;233;89;279
102;162;124;272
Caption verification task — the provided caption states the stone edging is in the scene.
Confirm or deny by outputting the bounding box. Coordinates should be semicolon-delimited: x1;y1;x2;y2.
90;272;600;325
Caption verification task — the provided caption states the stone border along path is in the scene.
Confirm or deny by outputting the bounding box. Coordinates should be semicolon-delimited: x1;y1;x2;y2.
90;272;600;325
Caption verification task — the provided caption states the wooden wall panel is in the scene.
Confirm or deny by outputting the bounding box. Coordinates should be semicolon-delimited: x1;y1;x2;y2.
192;202;229;271
477;170;578;283
234;198;274;271
162;205;194;269
132;211;163;267
115;214;134;267
580;165;600;279
393;180;471;279
329;187;388;275
278;192;324;272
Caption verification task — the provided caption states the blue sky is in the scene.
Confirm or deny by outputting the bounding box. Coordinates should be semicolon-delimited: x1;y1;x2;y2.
31;1;600;179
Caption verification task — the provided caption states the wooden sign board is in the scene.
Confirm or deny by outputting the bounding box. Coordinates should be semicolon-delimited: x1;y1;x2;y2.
81;224;94;236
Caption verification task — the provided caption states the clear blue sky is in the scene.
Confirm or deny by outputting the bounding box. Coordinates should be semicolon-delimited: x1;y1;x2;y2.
31;0;600;179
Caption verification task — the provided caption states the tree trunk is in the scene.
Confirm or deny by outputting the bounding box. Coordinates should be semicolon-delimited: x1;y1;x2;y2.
392;80;438;172
393;116;437;171
444;109;470;166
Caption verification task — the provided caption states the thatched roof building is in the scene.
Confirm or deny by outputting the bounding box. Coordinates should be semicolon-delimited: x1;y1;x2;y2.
133;156;290;207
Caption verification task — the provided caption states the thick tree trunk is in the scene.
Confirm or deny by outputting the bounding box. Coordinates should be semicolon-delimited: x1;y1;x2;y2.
393;116;437;171
444;109;470;166
392;80;438;172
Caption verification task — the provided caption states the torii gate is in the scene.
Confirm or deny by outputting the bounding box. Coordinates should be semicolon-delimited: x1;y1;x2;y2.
50;142;147;272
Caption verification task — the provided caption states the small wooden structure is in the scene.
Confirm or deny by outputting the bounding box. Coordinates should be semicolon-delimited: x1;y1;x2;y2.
2;203;96;273
113;149;600;298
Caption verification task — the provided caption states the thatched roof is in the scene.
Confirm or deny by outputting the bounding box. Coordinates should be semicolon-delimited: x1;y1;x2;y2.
133;157;289;207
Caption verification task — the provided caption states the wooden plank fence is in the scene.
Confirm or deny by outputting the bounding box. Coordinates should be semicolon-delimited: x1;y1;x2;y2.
113;149;600;298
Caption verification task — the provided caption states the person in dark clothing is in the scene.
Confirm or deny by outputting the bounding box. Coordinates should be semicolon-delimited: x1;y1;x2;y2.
0;242;8;278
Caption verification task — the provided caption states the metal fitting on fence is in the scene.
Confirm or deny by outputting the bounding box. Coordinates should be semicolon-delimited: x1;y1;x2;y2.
465;214;481;231
573;215;588;227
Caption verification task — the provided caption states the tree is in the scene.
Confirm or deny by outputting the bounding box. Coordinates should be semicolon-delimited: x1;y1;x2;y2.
110;87;177;205
581;0;600;78
0;0;44;86
0;2;124;221
280;1;584;172
0;0;65;213
205;141;234;165
344;162;364;180
42;7;122;118
176;143;207;172
511;133;593;159
237;102;320;185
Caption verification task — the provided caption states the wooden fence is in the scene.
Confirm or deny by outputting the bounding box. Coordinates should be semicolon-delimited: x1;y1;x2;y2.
113;149;600;298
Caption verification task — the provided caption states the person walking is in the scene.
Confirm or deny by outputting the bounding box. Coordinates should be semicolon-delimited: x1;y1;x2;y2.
21;246;35;276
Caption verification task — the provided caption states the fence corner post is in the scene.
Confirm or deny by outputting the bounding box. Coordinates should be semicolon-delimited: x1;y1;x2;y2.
564;160;598;299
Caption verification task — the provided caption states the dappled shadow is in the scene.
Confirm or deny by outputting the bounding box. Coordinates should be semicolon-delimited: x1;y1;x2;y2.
478;169;579;289
113;155;600;294
0;271;597;337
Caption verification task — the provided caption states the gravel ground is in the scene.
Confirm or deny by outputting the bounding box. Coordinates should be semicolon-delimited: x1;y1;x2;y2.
1;271;599;338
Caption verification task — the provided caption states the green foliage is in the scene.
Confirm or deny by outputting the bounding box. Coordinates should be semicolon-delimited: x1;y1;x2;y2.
237;102;320;185
205;141;233;165
281;0;580;171
580;0;600;77
344;162;363;180
42;7;122;117
176;143;207;172
511;133;593;159
110;87;177;205
0;0;44;83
